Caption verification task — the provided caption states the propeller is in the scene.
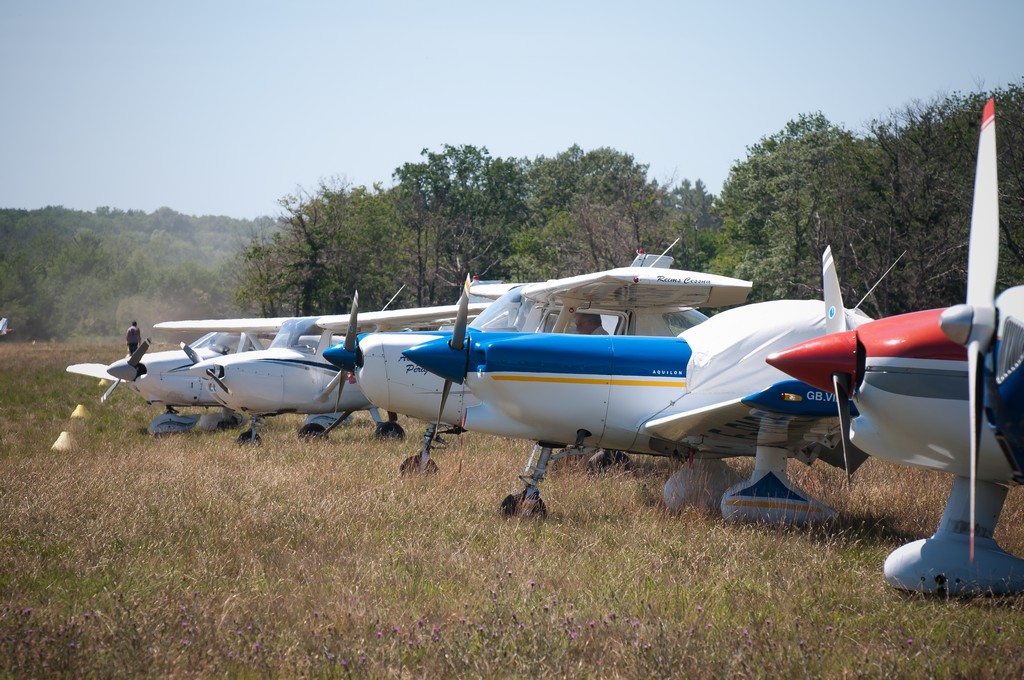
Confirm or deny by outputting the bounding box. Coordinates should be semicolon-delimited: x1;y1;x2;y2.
316;291;360;434
820;246;859;485
106;338;151;383
128;338;151;373
315;371;345;402
832;372;857;484
939;97;999;562
449;276;471;352
100;377;121;403
205;366;231;395
420;276;473;467
822;246;848;335
181;342;201;366
345;291;359;353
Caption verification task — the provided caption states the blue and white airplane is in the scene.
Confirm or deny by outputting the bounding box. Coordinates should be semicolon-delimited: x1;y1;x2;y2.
768;98;1024;594
324;256;754;473
397;252;871;522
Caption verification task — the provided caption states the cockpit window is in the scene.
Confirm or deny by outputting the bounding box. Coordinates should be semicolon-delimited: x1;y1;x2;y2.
270;318;322;351
663;309;709;335
470;286;534;332
192;331;239;355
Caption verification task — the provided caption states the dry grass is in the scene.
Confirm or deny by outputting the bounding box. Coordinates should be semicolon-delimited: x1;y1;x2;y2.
2;342;1024;678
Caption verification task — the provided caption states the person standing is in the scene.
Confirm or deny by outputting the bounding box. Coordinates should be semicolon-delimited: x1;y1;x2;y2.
126;320;141;355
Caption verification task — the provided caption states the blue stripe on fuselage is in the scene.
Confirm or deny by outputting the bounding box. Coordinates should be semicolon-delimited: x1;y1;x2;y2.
467;332;692;378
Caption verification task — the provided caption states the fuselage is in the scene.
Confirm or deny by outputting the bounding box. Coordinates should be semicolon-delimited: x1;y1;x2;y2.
190;348;370;415
342;289;714;427
404;299;867;455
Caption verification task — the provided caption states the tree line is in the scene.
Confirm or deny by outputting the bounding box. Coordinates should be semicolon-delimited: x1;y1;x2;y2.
0;207;267;340
235;83;1024;321
2;83;1021;341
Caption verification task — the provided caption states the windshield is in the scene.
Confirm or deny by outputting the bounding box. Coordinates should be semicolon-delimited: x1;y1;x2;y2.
663;309;709;335
191;331;239;354
469;286;536;332
269;318;322;351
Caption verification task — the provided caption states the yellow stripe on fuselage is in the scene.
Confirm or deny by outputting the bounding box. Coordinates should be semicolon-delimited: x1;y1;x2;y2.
722;499;826;513
490;375;686;388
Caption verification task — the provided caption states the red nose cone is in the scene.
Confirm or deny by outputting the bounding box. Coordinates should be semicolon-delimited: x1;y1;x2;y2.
766;330;859;393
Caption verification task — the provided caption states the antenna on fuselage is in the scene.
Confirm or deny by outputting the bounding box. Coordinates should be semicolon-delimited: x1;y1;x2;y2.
381;284;407;312
631;238;680;269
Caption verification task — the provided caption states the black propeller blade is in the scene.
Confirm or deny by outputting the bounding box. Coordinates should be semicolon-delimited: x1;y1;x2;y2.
181;342;200;366
205;366;230;395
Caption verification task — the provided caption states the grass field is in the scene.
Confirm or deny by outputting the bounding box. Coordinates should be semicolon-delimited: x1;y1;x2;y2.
2;342;1024;678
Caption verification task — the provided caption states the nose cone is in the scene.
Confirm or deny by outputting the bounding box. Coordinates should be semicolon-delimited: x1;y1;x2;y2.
107;359;139;382
323;343;357;371
403;336;468;384
766;330;860;393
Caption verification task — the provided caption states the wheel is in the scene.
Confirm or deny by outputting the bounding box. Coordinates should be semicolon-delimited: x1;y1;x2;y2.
375;420;406;441
399;455;439;475
297;423;327;440
236;430;261;446
585;449;632;473
500;491;547;518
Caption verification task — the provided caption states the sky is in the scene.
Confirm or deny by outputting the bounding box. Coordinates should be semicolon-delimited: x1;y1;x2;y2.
2;1;1022;220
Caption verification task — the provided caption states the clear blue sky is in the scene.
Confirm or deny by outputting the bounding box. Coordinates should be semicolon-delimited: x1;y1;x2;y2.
2;0;1021;219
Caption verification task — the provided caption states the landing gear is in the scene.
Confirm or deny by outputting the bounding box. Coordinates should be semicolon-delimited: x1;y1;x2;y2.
400;421;463;475
298;411;353;440
297;423;326;440
501;443;564;518
236;416;262;446
501;489;547;518
719;445;835;524
400;421;441;473
884;476;1024;594
585;449;631;472
399;455;439;475
236;429;261;446
372;409;405;441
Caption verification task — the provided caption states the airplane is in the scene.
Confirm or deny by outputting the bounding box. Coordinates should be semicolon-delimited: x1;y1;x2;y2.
0;317;9;336
162;299;491;444
766;98;1024;594
397;249;872;523
66;327;279;434
323;255;755;473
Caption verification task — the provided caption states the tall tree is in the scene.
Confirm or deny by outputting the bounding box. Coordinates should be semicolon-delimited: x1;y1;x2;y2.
515;146;672;279
392;145;528;304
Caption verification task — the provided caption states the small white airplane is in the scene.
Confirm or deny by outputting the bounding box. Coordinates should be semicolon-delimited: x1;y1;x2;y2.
67;327;279;434
323;254;754;473
398;251;871;522
161;299;490;444
768;98;1024;594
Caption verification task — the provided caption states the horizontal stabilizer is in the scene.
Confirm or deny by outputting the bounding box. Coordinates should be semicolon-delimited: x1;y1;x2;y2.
66;363;118;381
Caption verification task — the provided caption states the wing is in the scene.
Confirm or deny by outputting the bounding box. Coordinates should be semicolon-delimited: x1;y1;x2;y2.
316;302;489;333
519;266;752;310
153;317;293;334
644;379;866;472
67;363;118;381
467;283;522;300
